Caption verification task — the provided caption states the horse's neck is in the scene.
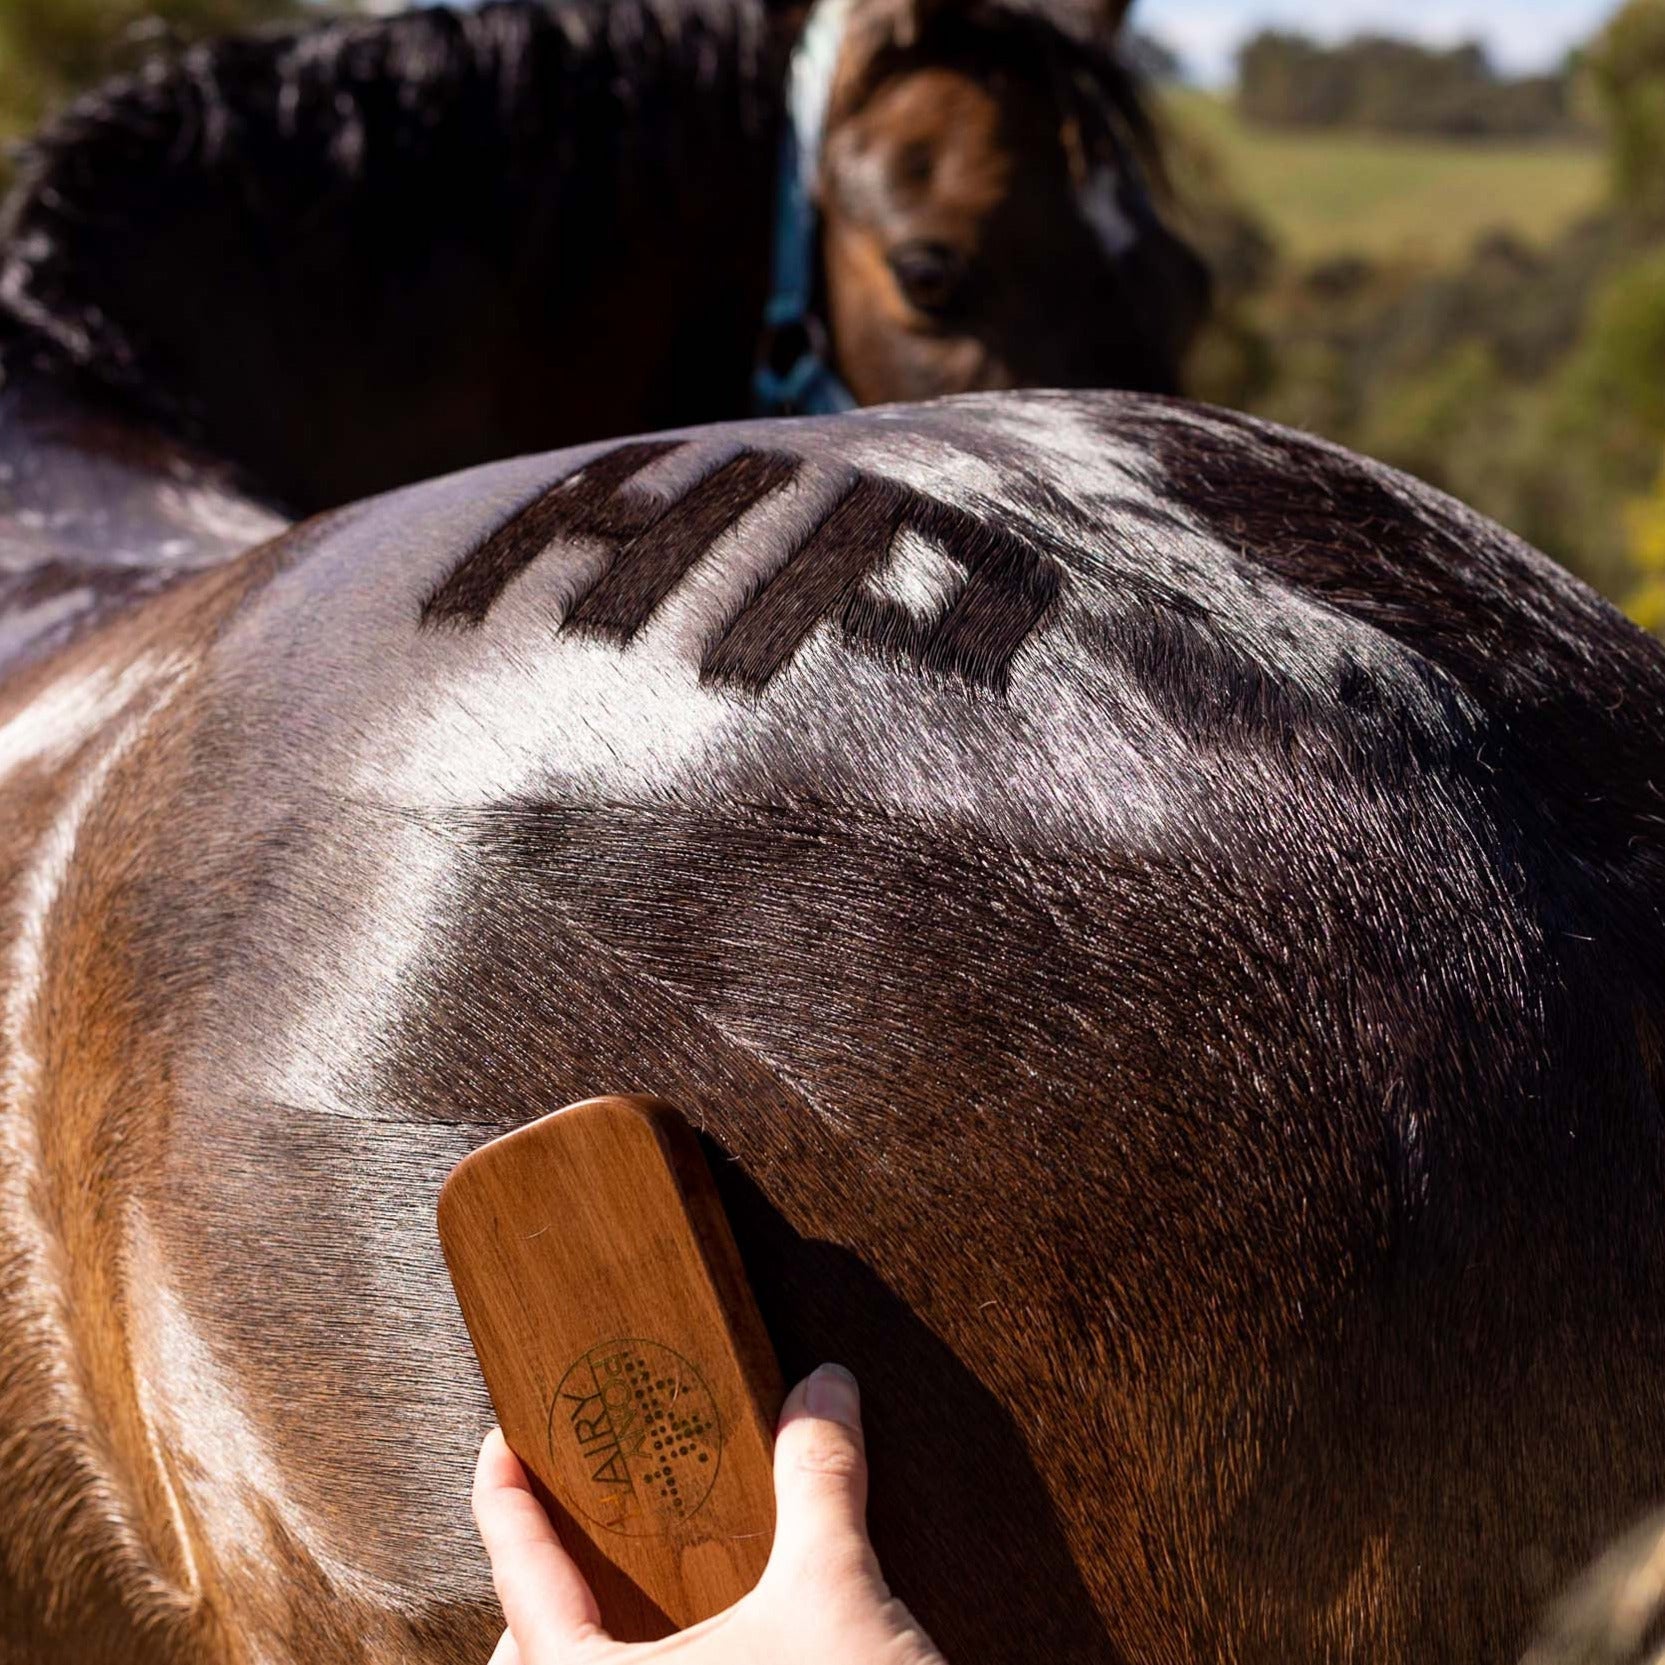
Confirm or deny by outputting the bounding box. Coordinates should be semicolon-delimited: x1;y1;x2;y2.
0;376;286;682
0;0;792;517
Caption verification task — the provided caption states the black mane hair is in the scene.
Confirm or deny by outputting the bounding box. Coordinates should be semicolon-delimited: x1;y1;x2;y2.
0;0;791;511
0;0;1172;516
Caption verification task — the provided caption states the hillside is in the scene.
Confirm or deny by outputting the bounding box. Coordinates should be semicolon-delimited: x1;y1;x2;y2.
1163;90;1607;265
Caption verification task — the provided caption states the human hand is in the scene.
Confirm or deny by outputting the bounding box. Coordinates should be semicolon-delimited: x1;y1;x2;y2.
472;1363;947;1664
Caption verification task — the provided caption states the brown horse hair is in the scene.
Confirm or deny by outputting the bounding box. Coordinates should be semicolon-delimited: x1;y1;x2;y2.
3;387;1665;1662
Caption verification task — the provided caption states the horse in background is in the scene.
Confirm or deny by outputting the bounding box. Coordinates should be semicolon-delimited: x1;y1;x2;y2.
0;0;1208;518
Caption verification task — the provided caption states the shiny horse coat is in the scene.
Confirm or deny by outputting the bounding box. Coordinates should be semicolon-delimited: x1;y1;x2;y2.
2;389;1664;1665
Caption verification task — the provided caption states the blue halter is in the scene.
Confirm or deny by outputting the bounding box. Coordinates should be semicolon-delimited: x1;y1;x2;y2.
753;0;858;418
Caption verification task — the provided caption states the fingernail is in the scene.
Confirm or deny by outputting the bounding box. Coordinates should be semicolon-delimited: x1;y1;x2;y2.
804;1362;860;1424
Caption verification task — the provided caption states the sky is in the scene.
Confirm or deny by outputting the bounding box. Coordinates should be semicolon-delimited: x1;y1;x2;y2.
1138;0;1618;84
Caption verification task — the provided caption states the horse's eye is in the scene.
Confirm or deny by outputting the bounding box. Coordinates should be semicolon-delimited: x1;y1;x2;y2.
888;241;967;317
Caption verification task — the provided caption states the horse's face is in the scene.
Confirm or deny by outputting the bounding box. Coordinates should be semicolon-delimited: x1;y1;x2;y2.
819;2;1209;402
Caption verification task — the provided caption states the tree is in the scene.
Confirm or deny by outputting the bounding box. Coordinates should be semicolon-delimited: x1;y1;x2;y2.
1585;0;1665;228
1235;28;1581;140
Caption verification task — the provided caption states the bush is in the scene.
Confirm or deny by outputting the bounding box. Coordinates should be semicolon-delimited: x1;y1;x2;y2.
1586;0;1665;228
1624;453;1665;628
1217;218;1665;606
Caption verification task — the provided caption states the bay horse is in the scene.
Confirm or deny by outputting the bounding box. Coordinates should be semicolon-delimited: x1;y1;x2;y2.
2;368;1664;1665
0;0;1209;518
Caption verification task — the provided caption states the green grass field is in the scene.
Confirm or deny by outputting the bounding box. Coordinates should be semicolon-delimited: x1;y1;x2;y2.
1165;91;1608;265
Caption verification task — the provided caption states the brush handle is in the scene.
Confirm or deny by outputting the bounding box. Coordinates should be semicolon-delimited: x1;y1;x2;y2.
438;1095;783;1638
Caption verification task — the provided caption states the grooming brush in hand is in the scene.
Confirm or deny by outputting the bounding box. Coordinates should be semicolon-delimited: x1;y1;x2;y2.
438;1094;783;1640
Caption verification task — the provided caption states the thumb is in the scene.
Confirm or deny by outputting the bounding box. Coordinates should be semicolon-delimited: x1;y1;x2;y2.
765;1365;877;1585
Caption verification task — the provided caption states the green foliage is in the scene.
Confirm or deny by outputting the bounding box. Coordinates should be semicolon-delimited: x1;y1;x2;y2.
1172;63;1665;618
1236;231;1665;605
1624;450;1665;628
1585;0;1665;227
1553;244;1665;446
0;0;323;147
1357;341;1511;489
1236;29;1585;140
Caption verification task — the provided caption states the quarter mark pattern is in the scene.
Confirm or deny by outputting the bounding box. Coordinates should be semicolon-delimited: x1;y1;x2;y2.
423;440;1064;695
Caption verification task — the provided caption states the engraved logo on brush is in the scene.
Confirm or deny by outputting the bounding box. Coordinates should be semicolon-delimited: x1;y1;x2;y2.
423;441;1063;695
550;1339;722;1537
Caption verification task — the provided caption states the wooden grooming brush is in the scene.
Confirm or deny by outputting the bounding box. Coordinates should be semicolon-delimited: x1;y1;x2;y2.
438;1095;783;1640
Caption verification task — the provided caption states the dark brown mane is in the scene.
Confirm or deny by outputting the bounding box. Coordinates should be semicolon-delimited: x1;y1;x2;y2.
0;0;790;510
0;0;1173;517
